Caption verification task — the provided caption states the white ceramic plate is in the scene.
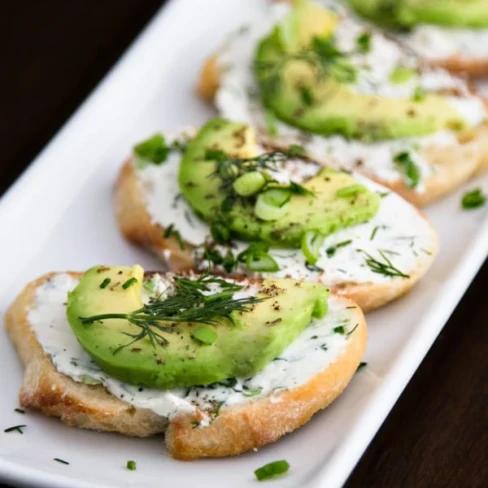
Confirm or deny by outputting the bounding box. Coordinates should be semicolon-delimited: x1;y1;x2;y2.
0;1;487;487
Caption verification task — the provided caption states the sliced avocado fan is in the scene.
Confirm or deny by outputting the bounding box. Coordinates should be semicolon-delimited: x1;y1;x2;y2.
350;0;488;28
178;118;380;246
67;265;329;389
254;0;472;140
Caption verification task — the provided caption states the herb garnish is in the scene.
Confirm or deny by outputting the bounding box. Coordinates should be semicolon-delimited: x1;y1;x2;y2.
461;188;486;209
357;362;368;371
255;36;357;100
326;240;352;257
100;278;111;289
356;32;372;53
127;460;137;471
254;460;290;481
359;249;410;278
164;223;185;249
393;151;420;188
54;458;70;465
80;274;264;353
122;277;138;290
14;408;25;414
133;134;186;166
4;425;26;434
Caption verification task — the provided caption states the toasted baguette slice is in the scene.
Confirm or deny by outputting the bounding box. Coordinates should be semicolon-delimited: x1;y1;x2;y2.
6;272;367;460
196;16;488;207
115;155;439;313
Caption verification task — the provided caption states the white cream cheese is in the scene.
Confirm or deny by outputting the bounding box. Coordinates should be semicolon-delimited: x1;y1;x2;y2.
27;274;351;421
135;151;436;286
214;3;486;188
403;25;488;61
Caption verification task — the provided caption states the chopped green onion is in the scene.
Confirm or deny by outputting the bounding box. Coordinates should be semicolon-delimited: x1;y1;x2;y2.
100;278;111;289
254;189;291;221
288;144;306;158
390;66;415;84
461;188;486;209
127;460;137;471
336;184;367;198
245;251;279;272
233;171;266;196
191;326;217;345
254;460;290;481
242;386;263;397
357;362;368;372
301;231;325;265
4;425;26;434
412;86;426;102
122;277;138;290
53;458;70;465
264;110;278;136
133;134;169;165
210;221;231;243
393;151;420;188
312;295;328;319
334;325;345;334
14;408;25;414
300;86;314;106
356;31;372;53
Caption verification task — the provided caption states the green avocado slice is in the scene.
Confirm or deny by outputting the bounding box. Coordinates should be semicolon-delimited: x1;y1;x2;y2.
254;1;470;140
178;118;380;246
349;0;488;28
67;265;329;389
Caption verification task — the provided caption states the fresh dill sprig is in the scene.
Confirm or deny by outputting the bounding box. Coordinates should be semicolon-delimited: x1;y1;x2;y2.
358;249;410;278
207;147;306;192
164;223;185;250
80;274;264;354
255;37;356;101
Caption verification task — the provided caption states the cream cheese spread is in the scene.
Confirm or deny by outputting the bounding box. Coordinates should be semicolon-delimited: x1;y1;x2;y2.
27;274;352;422
135;151;436;287
403;25;488;61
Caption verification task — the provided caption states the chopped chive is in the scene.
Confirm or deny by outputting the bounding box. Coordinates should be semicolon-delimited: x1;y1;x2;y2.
412;86;426;102
356;31;372;53
133;134;170;165
320;344;328;351
163;223;185;250
300;86;314;106
100;278;111;289
122;277;138;290
461;188;486;209
357;362;368;372
242;386;263;397
336;184;367;198
127;460;137;471
191;326;217;345
326;239;352;258
393;151;420;188
346;323;359;336
54;458;70;465
334;326;345;334
14;408;25;414
264;110;278;136
254;460;290;481
370;226;379;241
4;424;26;434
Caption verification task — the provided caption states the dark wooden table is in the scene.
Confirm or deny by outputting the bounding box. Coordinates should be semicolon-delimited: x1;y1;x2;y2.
1;2;486;487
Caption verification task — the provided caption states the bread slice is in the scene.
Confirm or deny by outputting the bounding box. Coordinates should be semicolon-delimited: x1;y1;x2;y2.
5;272;367;460
196;19;488;207
115;157;439;313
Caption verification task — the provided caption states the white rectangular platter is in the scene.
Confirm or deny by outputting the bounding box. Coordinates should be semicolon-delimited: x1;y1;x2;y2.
0;1;487;487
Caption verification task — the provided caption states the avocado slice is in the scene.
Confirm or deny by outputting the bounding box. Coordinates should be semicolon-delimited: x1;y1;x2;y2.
254;1;470;140
67;265;329;389
349;0;488;28
397;0;488;28
178;118;380;246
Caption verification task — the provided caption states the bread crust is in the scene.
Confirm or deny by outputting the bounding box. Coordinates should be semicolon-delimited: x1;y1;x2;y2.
433;56;488;78
5;272;367;459
197;51;488;207
116;158;438;312
5;272;168;438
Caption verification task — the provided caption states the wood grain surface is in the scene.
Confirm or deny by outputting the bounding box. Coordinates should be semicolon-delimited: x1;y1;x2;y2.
0;1;486;487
